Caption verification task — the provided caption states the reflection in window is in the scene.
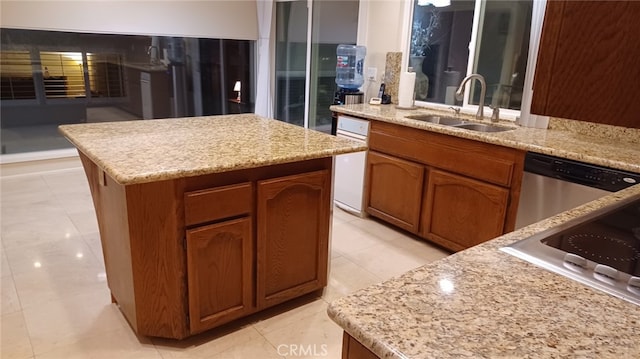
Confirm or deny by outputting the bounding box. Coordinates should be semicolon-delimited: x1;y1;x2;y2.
409;0;532;111
474;1;532;110
410;0;475;104
0;51;36;100
40;51;86;98
87;53;126;98
0;28;255;155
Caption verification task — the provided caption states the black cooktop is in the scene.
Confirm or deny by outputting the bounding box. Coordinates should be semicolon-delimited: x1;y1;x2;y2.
503;195;640;306
542;199;640;276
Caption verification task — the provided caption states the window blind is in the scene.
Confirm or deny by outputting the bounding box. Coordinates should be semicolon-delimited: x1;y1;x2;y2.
0;51;36;100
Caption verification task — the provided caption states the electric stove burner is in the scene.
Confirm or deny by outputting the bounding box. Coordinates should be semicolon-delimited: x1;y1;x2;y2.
502;195;640;306
564;233;640;263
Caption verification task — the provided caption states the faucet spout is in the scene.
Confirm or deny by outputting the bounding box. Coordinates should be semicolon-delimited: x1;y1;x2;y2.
455;74;486;121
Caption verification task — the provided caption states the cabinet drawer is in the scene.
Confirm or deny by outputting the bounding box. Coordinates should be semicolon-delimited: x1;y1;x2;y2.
369;121;520;187
185;182;252;226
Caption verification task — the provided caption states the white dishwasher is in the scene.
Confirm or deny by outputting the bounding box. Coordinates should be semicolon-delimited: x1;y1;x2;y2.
334;115;369;217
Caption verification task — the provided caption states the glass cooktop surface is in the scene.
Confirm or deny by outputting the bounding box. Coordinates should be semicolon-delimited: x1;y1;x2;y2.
541;199;640;277
502;195;640;306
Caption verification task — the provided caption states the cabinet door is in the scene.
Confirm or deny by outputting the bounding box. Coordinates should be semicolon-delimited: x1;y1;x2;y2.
256;170;330;309
365;151;424;233
531;1;640;128
186;217;253;334
421;169;509;251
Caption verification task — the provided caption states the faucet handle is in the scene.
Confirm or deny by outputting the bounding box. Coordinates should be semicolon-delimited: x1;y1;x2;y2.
449;106;461;117
489;105;500;123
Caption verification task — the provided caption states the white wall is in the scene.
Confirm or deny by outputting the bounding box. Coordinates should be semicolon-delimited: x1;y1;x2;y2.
0;0;258;40
358;0;409;95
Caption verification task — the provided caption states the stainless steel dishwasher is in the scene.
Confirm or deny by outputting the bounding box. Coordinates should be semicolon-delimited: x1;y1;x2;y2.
515;152;640;229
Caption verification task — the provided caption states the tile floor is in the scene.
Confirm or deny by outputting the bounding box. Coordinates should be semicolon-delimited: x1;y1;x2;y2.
0;162;451;359
1;106;140;155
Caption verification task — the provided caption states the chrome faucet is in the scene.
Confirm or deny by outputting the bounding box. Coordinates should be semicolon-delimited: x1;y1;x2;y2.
455;74;486;121
489;105;500;123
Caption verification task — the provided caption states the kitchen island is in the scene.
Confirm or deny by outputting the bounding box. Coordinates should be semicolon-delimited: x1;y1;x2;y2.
59;114;366;339
328;104;640;358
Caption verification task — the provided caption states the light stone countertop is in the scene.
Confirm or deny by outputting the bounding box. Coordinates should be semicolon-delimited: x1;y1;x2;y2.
330;104;640;173
59;114;366;185
328;104;640;358
328;185;640;359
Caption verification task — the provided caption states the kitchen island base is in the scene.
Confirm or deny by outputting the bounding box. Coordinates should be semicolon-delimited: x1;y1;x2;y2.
80;152;332;339
342;332;379;359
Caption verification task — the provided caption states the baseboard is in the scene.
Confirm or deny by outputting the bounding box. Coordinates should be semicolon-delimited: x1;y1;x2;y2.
1;150;82;177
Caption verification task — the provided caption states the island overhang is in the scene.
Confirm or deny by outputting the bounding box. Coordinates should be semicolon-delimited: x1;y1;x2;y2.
59;114;366;184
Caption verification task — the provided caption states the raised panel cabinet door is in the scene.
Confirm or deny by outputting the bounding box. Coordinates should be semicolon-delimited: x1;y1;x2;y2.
531;1;640;128
186;217;253;334
256;170;330;309
421;169;509;251
365;151;424;233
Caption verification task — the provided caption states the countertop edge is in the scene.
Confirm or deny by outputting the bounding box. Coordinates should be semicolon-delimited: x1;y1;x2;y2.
59;115;367;185
326;184;640;358
330;105;640;174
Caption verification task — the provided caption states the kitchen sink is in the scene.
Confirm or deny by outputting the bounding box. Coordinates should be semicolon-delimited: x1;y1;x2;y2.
454;123;513;133
405;115;465;126
405;114;514;133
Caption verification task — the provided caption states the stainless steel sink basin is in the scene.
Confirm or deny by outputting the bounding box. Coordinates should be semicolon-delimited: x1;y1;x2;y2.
454;123;513;133
405;114;514;133
406;115;465;126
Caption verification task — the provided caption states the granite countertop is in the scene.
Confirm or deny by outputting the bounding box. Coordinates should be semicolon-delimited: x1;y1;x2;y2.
330;104;640;173
328;185;640;359
329;104;640;357
59;114;366;185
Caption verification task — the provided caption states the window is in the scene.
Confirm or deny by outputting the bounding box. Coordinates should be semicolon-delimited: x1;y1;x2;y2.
1;28;255;156
409;0;533;112
87;53;126;98
0;51;36;100
40;51;87;99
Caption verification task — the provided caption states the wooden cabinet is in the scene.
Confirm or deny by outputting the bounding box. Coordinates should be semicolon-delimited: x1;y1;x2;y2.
257;170;330;308
186;217;253;333
80;153;333;339
421;169;509;251
531;1;640;128
123;66;171;119
341;332;380;359
364;120;524;251
185;182;255;332
366;151;424;233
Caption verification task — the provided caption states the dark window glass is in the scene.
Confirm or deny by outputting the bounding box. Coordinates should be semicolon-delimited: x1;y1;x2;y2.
0;29;255;155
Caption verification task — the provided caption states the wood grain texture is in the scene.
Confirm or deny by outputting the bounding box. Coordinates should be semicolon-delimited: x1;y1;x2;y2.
421;169;510;251
365;151;424;233
369;121;518;187
256;170;331;309
365;121;525;251
81;154;333;339
79;152;138;331
125;179;189;338
186;217;253;333
342;332;379;359
532;1;640;128
184;182;252;226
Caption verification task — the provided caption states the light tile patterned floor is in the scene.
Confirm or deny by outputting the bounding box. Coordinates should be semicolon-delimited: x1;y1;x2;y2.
0;163;451;359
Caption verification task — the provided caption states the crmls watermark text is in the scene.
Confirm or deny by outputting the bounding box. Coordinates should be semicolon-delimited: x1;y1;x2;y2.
277;344;328;357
